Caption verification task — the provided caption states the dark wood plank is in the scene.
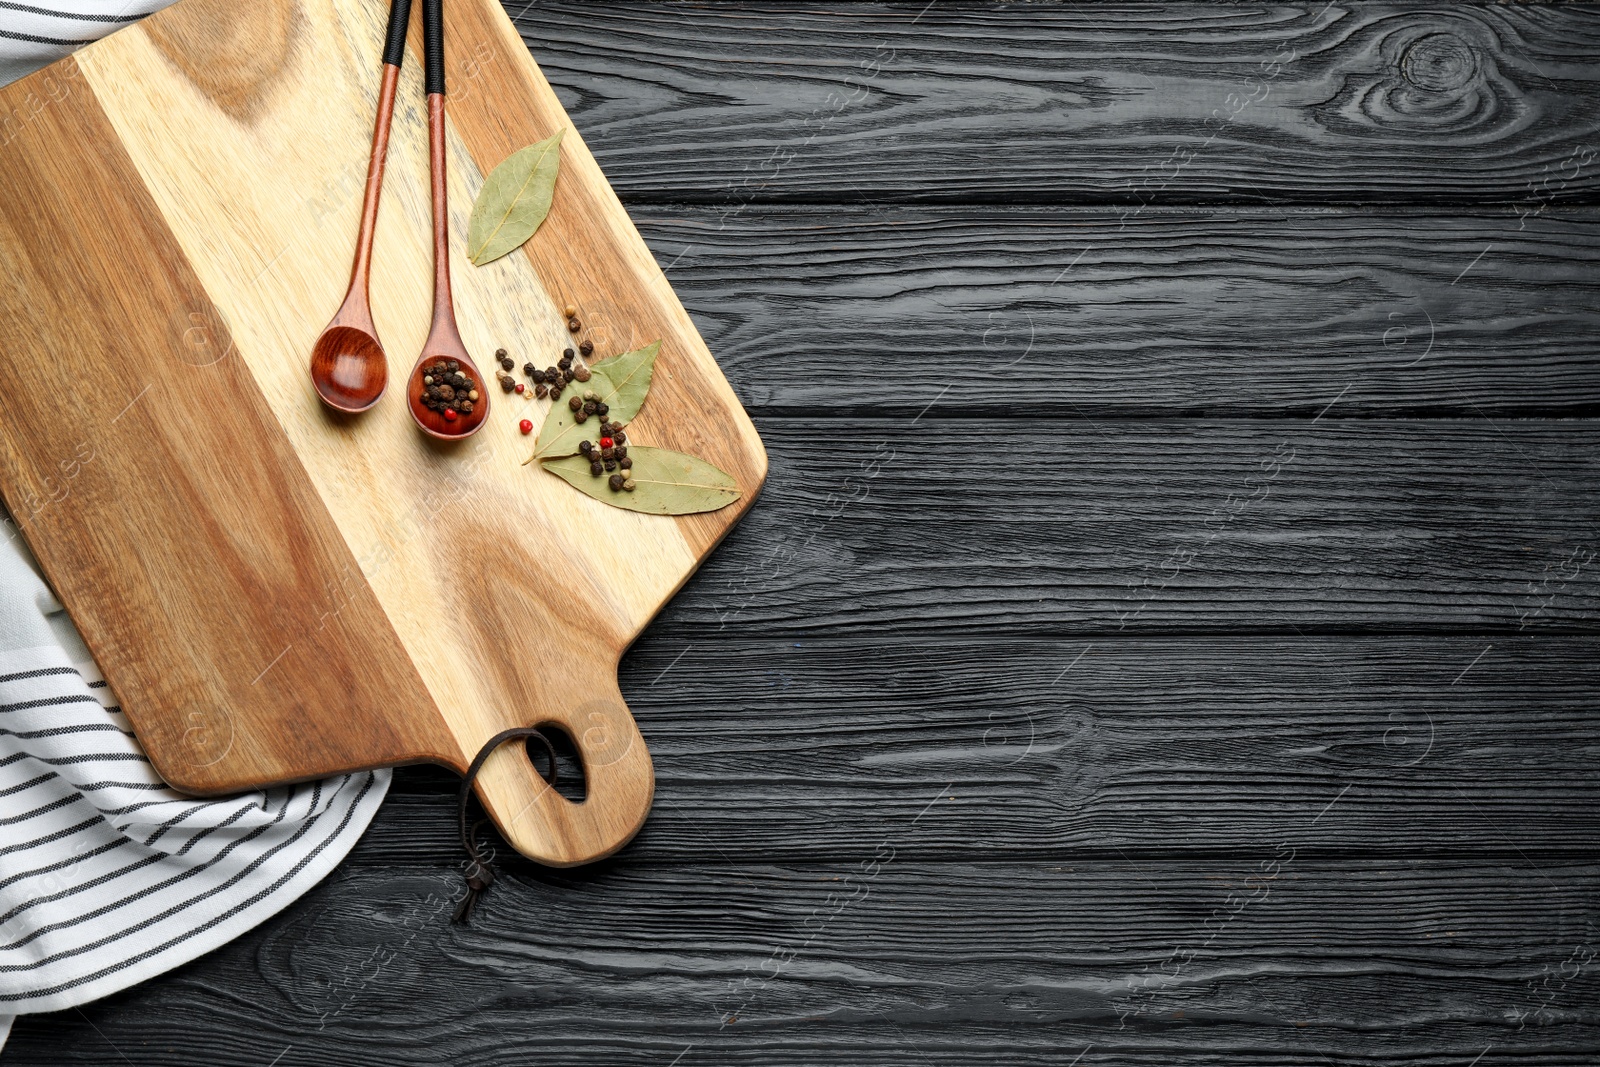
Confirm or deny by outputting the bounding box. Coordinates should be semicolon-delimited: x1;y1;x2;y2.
519;2;1600;205
342;634;1600;861
9;860;1597;1064
634;206;1600;416
624;419;1600;638
643;204;1600;415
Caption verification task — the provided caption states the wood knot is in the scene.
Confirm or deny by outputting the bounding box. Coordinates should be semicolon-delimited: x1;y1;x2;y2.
145;0;307;124
1320;16;1518;138
1401;32;1480;94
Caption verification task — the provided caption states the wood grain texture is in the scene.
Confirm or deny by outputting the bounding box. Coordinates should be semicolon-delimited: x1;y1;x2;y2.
352;635;1600;862
634;206;1600;416
0;0;766;865
516;1;1600;205
648;419;1600;636
0;58;454;791
6;861;1597;1064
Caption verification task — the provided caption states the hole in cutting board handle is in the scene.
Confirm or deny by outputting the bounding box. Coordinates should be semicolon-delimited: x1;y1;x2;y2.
529;724;587;803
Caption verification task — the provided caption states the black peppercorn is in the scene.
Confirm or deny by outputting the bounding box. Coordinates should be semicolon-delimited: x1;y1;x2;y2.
535;384;549;399
524;362;536;376
604;459;618;472
574;366;592;382
579;340;593;357
563;348;575;361
495;348;507;359
619;457;632;470
569;319;582;333
608;473;624;490
614;445;628;460
595;403;609;418
499;357;514;372
546;366;559;378
579;440;594;455
568;396;583;411
591;461;605;476
574;410;587;423
584;401;598;415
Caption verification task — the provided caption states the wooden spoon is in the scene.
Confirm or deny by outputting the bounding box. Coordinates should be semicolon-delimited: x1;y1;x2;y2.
309;0;413;414
407;0;488;439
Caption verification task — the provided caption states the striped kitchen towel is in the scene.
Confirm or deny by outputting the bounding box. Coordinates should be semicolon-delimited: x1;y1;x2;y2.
0;517;392;1031
0;1;177;86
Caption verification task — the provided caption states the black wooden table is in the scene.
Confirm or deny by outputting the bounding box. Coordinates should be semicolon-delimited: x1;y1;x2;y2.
9;2;1600;1063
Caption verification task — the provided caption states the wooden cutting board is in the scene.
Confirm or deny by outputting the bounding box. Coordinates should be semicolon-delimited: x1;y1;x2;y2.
0;0;764;865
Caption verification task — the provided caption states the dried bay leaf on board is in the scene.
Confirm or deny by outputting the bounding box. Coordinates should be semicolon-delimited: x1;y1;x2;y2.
540;446;740;515
529;340;661;461
467;129;564;266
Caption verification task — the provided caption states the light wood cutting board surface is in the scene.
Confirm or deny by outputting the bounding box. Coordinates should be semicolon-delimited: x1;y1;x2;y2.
0;0;765;865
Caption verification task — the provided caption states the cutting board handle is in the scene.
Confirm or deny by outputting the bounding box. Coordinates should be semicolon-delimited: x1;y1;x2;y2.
468;675;655;867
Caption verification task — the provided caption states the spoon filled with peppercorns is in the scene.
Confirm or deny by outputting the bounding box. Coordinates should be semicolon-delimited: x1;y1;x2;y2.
405;0;488;439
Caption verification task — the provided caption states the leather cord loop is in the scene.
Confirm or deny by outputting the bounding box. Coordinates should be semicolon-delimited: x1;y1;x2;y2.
452;726;557;924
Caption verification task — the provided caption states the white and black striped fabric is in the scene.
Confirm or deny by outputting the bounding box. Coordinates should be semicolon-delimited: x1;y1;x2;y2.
0;519;392;1035
1;8;391;1049
0;1;176;86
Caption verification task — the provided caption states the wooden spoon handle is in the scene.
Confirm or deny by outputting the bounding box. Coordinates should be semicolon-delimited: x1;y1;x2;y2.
422;0;456;336
469;672;656;867
348;0;413;296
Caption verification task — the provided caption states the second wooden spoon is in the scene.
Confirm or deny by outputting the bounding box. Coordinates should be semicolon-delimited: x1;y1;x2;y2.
407;0;487;439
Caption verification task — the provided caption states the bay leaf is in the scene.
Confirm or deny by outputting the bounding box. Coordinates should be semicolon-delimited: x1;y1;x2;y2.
529;340;661;461
540;446;740;515
467;129;564;266
585;339;659;426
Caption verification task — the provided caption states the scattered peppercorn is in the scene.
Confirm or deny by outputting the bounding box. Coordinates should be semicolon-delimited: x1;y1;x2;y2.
515;383;525;394
499;357;514;373
579;440;594;455
583;400;598;415
495;348;507;359
524;362;537;377
590;460;605;476
519;419;533;435
604;459;618;472
535;384;548;399
574;410;588;423
563;304;577;318
497;372;516;393
574;366;592;382
622;478;636;492
579;341;593;357
608;473;624;491
568;319;581;333
619;457;632;470
563;348;575;361
600;436;615;449
568;396;583;411
595;402;609;417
